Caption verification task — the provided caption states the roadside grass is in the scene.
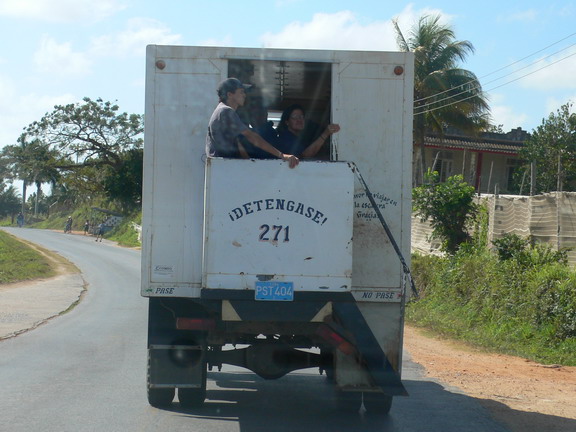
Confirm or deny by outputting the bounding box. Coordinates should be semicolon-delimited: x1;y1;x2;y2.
408;250;576;366
106;215;141;248
0;230;55;283
17;208;142;248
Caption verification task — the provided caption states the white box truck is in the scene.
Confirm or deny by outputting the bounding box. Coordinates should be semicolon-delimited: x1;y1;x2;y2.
141;45;414;413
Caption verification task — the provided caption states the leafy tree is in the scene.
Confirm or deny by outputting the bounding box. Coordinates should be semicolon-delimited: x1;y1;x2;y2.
0;156;10;180
393;15;490;185
0;183;21;220
1;137;60;215
485;124;505;134
49;183;83;213
5;97;145;210
519;102;576;193
26;192;48;217
24;97;143;172
1;139;30;213
102;149;143;212
413;170;478;254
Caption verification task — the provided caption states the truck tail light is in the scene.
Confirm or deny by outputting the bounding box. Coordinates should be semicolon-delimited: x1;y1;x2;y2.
316;325;356;356
176;318;215;331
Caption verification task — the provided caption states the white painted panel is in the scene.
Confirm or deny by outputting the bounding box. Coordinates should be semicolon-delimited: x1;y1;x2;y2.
203;159;354;291
142;46;226;293
333;57;413;291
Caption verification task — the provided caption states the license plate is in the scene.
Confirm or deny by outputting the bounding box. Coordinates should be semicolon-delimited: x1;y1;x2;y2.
255;281;294;301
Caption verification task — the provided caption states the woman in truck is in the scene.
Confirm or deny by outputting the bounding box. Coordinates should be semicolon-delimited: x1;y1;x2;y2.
276;104;340;159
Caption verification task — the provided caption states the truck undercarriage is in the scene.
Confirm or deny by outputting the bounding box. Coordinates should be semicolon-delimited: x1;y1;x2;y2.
147;295;406;412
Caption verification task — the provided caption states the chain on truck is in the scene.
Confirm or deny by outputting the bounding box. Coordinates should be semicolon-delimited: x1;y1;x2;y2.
141;45;415;414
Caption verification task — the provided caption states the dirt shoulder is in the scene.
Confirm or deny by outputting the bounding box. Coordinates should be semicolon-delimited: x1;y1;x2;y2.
404;325;576;432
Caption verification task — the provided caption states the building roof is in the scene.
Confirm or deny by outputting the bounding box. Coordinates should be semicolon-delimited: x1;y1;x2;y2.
425;127;529;155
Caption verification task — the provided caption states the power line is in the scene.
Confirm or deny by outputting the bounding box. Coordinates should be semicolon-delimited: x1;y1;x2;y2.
414;50;576;116
413;31;576;104
415;42;576;112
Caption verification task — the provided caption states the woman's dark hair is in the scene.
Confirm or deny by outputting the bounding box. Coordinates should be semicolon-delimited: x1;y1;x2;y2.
277;104;305;134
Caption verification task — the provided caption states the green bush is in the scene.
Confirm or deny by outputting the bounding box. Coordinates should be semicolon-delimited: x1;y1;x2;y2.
413;171;478;254
492;233;531;261
409;244;576;365
106;215;141;248
492;233;569;267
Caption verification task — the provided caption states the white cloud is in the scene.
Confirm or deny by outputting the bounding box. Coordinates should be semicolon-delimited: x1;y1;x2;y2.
0;0;125;23
261;11;395;50
519;47;576;91
545;95;576;116
197;36;235;48
491;104;529;131
497;9;538;23
391;3;451;35
488;93;529;131
260;5;448;51
30;18;181;79
0;79;76;146
33;35;92;77
90;18;182;58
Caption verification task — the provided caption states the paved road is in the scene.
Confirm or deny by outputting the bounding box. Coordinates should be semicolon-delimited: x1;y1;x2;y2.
0;228;510;432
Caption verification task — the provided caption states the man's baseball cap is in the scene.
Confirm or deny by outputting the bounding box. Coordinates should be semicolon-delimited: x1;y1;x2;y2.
217;77;252;99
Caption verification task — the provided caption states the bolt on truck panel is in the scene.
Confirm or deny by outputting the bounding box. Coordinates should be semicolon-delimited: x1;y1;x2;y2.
142;45;414;412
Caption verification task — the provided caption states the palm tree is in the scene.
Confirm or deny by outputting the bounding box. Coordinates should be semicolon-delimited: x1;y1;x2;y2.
0;183;21;221
1;135;60;215
1;135;33;214
393;15;490;185
28;143;60;216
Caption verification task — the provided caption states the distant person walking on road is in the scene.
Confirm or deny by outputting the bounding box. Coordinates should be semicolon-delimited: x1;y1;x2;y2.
95;221;105;242
16;212;24;228
84;219;90;235
64;216;73;234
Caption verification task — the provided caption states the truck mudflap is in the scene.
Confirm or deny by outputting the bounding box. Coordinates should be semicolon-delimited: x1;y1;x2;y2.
332;300;408;397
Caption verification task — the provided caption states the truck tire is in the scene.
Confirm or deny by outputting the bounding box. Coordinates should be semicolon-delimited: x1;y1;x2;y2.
335;391;362;412
178;361;207;408
147;349;175;407
362;392;393;415
148;387;175;407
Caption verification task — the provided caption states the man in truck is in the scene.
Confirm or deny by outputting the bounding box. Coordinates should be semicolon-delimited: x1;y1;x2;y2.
205;77;299;168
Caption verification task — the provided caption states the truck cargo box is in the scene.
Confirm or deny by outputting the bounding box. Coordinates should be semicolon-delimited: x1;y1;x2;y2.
142;45;414;413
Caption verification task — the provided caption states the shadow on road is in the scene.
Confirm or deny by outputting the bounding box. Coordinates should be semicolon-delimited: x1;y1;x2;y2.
158;371;515;432
478;398;576;432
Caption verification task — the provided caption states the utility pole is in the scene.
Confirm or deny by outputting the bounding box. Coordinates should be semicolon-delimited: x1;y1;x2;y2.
530;161;536;196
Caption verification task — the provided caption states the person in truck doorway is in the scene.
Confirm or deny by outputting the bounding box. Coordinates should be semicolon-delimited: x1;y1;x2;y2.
276;104;340;159
205;77;299;168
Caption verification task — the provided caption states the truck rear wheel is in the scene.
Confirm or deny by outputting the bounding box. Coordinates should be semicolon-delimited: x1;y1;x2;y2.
362;392;393;415
147;349;175;407
178;386;206;408
335;390;362;412
148;387;175;407
178;360;207;408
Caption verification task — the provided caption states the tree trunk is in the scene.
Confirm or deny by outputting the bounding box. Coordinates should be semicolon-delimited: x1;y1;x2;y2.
21;181;27;215
35;182;41;216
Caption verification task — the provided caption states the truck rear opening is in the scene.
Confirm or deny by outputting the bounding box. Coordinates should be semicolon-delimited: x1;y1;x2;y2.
142;45;413;414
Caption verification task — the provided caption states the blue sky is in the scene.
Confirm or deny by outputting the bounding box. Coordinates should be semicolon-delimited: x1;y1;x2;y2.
0;0;575;152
